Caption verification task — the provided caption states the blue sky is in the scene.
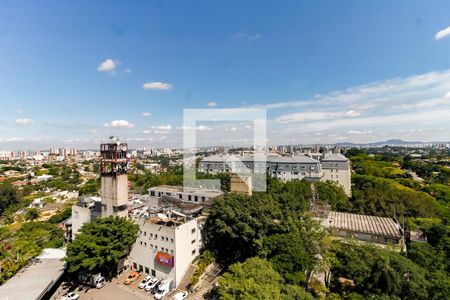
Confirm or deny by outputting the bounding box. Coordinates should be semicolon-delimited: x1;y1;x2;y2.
1;0;450;149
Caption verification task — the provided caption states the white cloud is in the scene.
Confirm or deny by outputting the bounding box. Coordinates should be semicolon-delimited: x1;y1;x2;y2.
89;129;97;133
435;26;450;40
152;125;172;131
207;102;218;107
142;112;152;117
177;125;212;131
124;68;132;74
143;130;151;134
16;118;34;126
142;82;173;90
277;110;360;123
103;120;134;128
97;59;117;73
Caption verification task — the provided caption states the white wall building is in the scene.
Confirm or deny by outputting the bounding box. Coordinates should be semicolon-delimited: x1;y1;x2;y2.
129;210;205;287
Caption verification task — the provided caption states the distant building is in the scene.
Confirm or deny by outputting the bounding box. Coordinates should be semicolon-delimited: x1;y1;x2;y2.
321;153;352;196
198;154;352;196
230;173;253;196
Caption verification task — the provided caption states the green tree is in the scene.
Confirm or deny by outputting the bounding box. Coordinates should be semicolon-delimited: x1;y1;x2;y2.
262;232;313;284
65;216;139;278
0;183;20;216
315;181;350;210
24;207;40;221
219;257;314;300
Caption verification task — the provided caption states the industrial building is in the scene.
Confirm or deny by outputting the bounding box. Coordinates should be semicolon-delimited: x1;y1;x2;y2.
319;211;404;248
148;185;223;204
71;139;223;288
0;248;66;300
198;153;352;196
128;199;206;287
71;138;130;239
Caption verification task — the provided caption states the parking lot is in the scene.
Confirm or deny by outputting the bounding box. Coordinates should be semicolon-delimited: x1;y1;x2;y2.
55;272;188;300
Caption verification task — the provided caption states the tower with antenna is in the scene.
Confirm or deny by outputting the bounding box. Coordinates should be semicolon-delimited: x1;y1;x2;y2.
100;136;129;217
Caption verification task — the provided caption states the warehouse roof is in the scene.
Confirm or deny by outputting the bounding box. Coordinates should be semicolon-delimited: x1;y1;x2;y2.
0;248;66;300
326;212;402;238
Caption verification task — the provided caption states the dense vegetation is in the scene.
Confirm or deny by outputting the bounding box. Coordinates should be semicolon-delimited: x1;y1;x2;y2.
65;216;139;279
206;148;450;299
0;221;64;285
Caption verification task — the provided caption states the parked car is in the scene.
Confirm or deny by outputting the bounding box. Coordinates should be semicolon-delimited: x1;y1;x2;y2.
78;273;106;289
154;278;173;299
145;278;160;292
150;282;160;294
172;291;188;300
124;271;140;285
60;292;79;300
138;275;152;289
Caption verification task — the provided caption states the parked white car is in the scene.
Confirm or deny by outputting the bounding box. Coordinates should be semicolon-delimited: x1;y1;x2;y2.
145;278;159;292
172;291;188;300
61;292;79;300
138;275;152;289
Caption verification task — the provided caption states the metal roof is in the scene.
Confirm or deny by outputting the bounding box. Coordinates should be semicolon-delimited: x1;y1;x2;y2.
327;212;402;238
0;248;66;300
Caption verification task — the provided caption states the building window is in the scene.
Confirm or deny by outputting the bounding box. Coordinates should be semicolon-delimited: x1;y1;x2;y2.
170;238;174;243
195;196;198;202
201;196;206;201
145;267;149;274
192;249;196;255
144;242;147;247
161;236;164;241
144;231;147;236
155;234;158;239
140;241;142;245
191;239;196;244
150;233;153;238
166;237;169;241
179;194;182;199
151;269;156;276
133;262;137;270
150;191;155;196
191;228;196;234
188;195;192;201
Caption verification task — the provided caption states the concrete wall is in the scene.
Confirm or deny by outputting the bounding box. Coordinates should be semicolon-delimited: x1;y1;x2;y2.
101;174;128;217
321;167;351;196
129;218;202;287
71;206;92;240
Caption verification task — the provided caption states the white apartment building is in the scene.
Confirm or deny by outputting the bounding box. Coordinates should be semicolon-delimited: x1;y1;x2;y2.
129;209;204;287
198;153;352;196
321;153;352;196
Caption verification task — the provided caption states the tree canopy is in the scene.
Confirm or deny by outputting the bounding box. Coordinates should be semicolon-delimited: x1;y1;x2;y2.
65;216;139;278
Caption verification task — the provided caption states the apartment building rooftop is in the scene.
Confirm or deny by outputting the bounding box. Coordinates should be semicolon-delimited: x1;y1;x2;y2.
322;153;349;162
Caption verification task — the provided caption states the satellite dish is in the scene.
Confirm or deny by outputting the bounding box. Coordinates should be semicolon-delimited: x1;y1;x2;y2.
157;213;169;221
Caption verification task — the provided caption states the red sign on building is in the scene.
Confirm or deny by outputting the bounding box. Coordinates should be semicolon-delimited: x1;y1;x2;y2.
155;252;174;268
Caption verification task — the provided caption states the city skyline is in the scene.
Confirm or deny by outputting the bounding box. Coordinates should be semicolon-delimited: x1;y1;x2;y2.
1;1;450;149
